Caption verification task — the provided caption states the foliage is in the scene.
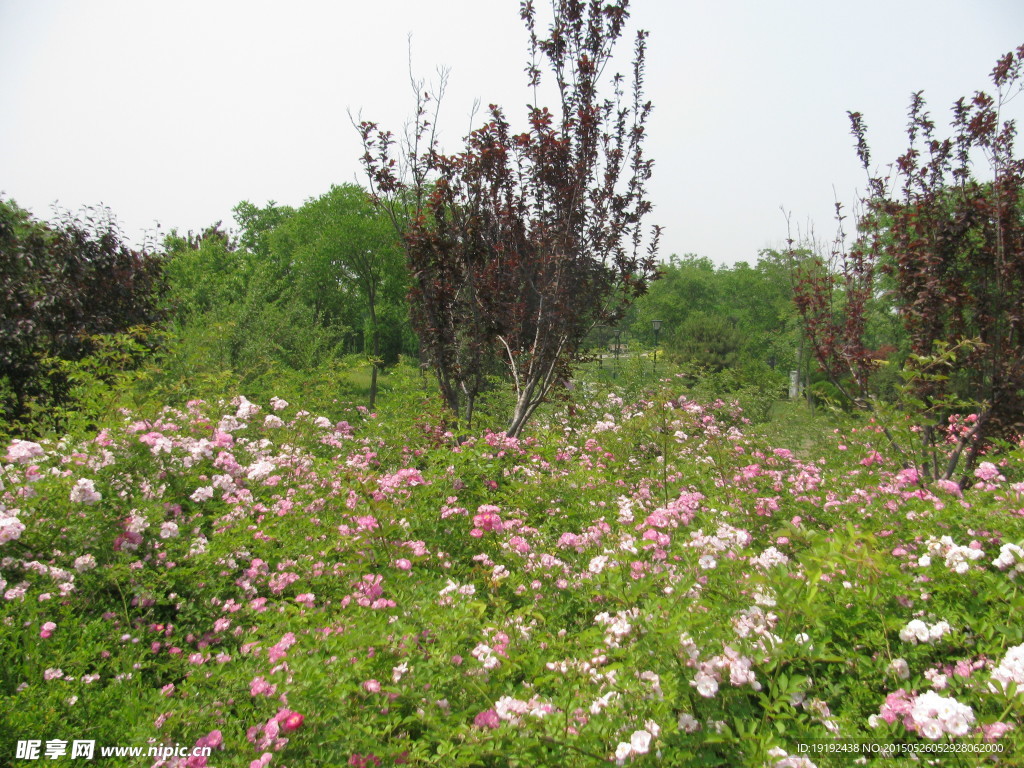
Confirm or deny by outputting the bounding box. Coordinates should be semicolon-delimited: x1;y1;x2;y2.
359;0;661;437
626;252;805;376
0;199;164;434
667;313;744;371
267;184;408;407
160;224;248;321
158;189;414;413
161;223;345;384
231;200;296;261
793;47;1024;483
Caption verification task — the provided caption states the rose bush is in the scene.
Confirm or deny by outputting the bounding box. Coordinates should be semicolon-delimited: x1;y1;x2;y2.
0;378;1021;766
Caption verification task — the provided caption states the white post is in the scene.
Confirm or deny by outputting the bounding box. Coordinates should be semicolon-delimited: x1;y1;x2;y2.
789;370;800;399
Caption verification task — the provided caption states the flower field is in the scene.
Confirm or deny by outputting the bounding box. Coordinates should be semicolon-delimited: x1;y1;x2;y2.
1;380;1022;767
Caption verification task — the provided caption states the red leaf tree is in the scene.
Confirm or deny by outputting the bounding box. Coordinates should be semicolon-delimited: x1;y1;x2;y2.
794;46;1024;481
359;0;661;437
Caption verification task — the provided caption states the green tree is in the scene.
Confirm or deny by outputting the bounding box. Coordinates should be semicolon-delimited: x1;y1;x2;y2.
232;200;295;261
668;312;744;370
269;185;407;408
161;224;247;320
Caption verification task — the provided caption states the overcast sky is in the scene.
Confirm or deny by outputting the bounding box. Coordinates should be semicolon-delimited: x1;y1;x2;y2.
2;0;1022;265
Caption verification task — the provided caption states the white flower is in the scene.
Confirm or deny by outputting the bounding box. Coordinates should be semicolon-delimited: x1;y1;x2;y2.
629;729;652;755
911;691;974;740
751;546;789;569
0;515;26;545
899;618;950;644
235;397;261;420
993;543;1024;578
678;713;700;733
5;440;45;464
890;658;910;680
692;671;718;698
614;742;633;763
246;460;276;482
69;479;101;504
190;486;215;503
990;642;1024;694
589;690;619;715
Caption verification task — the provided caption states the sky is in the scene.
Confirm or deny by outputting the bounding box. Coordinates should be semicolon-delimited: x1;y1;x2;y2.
2;0;1022;266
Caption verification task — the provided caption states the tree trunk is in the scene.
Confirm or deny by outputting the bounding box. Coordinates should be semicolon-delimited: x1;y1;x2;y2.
368;298;379;410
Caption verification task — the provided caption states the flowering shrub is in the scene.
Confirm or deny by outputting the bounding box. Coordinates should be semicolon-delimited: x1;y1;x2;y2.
0;385;1021;766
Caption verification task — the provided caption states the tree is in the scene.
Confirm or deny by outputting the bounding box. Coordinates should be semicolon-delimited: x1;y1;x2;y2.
359;0;661;437
232;200;295;261
161;223;247;321
794;46;1024;482
668;312;743;371
268;185;406;408
0;199;163;427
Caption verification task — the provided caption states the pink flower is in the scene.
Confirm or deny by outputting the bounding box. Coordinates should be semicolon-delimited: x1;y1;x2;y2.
355;574;384;601
278;710;304;732
981;722;1015;742
974;462;1005;482
860;451;883;467
363;679;381;693
69;478;102;504
473;506;503;532
878;689;915;726
40;621;56;639
394;559;412;571
474;709;500;729
5;440;45;463
267;632;297;663
250;677;277;697
195;730;223;750
0;515;26;544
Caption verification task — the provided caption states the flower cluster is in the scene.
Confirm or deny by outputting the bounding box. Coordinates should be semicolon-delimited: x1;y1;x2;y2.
613;722;659;764
874;688;974;740
990;642;1024;695
691;645;760;698
899;619;952;644
919;536;985;574
993;542;1024;579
